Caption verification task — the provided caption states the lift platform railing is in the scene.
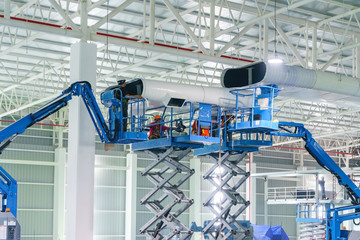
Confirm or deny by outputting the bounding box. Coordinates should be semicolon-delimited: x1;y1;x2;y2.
100;87;147;136
228;86;279;133
143;101;222;142
189;103;221;138
268;186;316;202
296;203;333;223
126;96;147;132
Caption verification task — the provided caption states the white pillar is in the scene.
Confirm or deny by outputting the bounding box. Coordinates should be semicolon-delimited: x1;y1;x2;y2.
264;177;268;225
66;42;97;240
357;36;360;78
54;147;66;240
246;156;256;224
299;151;304;167
125;152;138;240
4;0;10;19
315;174;319;202
312;24;317;70
263;19;268;61
190;156;202;240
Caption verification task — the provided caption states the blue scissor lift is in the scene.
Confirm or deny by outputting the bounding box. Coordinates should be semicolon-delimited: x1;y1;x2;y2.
193;86;279;240
132;102;222;240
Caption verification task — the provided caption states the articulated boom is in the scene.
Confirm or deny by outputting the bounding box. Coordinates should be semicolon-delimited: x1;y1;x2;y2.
0;81;147;155
0;81;149;221
0;81;109;154
271;122;360;240
272;121;360;205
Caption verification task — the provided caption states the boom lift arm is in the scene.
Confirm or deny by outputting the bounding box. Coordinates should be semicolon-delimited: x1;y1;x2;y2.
271;121;360;240
271;121;360;205
0;81;111;154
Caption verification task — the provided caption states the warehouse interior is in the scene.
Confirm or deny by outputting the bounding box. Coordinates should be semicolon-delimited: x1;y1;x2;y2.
1;0;360;240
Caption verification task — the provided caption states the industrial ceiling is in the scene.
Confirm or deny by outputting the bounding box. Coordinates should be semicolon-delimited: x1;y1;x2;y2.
1;0;360;156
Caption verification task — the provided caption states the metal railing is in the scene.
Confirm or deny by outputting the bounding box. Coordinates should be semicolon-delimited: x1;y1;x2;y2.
268;186;316;201
296;203;332;222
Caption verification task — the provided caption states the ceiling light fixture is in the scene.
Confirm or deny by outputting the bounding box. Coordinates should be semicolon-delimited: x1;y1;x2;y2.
268;0;283;64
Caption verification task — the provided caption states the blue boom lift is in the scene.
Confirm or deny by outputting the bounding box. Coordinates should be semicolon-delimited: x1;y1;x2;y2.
0;81;148;239
271;122;360;240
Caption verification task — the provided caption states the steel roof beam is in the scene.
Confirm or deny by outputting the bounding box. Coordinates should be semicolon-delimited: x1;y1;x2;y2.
90;0;135;30
48;0;80;31
162;0;208;54
214;0;314;38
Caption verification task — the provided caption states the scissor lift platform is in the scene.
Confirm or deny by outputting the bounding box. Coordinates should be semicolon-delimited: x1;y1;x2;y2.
131;135;206;151
111;132;148;144
229;120;279;133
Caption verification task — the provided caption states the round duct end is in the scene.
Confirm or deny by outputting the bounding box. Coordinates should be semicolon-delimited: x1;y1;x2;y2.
220;62;267;88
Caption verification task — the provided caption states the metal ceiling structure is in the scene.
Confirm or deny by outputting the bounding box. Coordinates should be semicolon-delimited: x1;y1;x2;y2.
1;0;360;155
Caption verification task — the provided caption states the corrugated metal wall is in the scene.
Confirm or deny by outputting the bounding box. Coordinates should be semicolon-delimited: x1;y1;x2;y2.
255;151;298;240
0;122;54;240
0;122;301;239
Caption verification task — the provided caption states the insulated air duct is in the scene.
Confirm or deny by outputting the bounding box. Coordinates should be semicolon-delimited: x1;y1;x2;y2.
126;78;251;108
221;61;360;97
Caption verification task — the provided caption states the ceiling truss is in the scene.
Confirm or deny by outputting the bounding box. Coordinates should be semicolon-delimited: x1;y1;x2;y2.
1;0;360;154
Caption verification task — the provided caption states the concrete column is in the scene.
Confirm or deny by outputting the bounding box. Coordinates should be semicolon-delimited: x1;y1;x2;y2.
189;156;202;240
264;177;268;225
4;0;10;19
263;19;268;61
125;152;138;240
299;151;304;167
312;24;317;70
66;42;97;240
246;157;256;224
315;174;319;202
357;36;360;78
53;147;66;240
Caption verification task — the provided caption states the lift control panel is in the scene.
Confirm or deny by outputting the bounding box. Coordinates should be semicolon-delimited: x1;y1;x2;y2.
0;212;20;240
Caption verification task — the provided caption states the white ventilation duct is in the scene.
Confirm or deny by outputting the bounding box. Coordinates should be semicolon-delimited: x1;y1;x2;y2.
127;78;252;109
221;61;360;107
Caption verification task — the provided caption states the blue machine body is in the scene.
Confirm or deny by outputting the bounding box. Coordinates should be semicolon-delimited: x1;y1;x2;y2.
0;166;17;217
